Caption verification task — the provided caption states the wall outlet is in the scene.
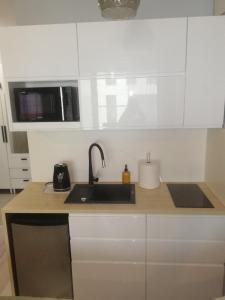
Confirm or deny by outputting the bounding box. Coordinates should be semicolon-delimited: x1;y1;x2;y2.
214;0;225;15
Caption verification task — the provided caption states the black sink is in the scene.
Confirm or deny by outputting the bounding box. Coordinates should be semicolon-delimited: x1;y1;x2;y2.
64;184;135;204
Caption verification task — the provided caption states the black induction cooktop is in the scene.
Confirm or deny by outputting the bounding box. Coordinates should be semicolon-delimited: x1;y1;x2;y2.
167;184;214;208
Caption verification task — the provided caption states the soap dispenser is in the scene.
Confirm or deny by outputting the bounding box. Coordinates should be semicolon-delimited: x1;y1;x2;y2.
122;164;131;184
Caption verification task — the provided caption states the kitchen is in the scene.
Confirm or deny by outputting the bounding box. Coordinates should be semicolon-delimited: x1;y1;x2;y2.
0;0;224;300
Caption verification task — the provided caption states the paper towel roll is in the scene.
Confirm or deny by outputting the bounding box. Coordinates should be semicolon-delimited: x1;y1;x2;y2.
138;159;160;189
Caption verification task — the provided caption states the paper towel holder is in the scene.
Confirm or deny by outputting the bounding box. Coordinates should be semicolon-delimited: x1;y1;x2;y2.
146;152;151;163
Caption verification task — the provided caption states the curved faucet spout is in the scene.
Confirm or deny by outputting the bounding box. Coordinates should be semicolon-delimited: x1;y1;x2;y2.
88;143;106;185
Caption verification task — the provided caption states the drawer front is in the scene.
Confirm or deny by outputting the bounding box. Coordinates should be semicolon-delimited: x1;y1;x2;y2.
147;263;224;300
10;168;31;179
69;214;146;239
72;261;145;300
11;178;30;189
148;215;225;241
8;155;30;168
70;238;145;262
148;240;225;264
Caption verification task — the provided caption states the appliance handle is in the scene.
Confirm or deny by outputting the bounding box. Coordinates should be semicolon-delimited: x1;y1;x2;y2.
1;125;6;143
10;213;68;226
3;126;8;143
60;87;65;121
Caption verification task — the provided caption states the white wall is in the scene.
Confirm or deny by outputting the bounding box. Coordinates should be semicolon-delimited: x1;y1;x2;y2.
13;0;213;25
205;129;225;202
28;129;207;183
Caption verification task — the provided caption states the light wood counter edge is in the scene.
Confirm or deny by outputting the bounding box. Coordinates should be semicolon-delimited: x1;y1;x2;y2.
1;182;225;215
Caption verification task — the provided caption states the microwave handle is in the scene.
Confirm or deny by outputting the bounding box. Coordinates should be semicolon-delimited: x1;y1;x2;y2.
59;87;65;121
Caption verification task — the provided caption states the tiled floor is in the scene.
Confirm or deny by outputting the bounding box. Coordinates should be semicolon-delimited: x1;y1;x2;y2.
0;193;14;296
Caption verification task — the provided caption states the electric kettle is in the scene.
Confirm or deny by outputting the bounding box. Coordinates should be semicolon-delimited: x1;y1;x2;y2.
53;163;71;192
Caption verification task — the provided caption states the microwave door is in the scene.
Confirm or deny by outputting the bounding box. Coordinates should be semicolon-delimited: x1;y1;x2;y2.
42;93;62;121
19;93;43;121
15;88;63;122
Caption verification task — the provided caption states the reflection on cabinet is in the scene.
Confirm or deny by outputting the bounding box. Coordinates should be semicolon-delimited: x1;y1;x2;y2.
69;214;145;300
184;16;225;128
0;24;79;80
79;76;185;129
77;18;187;76
147;215;225;300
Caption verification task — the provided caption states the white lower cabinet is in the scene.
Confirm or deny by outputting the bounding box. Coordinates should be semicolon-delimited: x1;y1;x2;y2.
147;215;225;300
69;214;146;300
69;214;225;300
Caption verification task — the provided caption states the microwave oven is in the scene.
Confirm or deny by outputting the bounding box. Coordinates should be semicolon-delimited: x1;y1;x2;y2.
14;86;80;122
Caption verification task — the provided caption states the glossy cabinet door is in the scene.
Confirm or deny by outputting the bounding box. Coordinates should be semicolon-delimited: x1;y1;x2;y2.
0;24;79;80
147;215;225;300
69;214;146;300
77;18;187;76
79;76;185;129
184;16;225;128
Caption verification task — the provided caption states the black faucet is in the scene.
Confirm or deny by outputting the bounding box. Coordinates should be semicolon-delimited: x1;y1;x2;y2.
88;143;106;185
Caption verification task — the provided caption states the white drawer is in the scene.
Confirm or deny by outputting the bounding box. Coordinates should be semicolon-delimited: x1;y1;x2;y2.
8;155;30;168
69;214;145;239
147;263;224;300
70;238;145;262
72;261;145;300
148;240;225;264
148;215;225;241
10;168;31;179
11;178;30;189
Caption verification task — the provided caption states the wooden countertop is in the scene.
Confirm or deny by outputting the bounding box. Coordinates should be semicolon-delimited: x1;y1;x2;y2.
2;182;225;215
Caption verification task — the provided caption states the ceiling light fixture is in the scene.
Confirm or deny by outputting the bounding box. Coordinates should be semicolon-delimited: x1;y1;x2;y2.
98;0;140;19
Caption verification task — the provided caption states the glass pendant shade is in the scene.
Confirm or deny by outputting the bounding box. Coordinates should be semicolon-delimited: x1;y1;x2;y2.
98;0;140;19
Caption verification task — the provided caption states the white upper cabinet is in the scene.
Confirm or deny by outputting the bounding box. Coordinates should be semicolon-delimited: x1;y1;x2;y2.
184;16;225;128
0;24;79;80
77;18;187;77
79;75;185;129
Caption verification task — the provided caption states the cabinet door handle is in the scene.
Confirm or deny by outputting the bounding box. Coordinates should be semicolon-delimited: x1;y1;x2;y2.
22;169;28;171
3;126;8;143
21;158;27;161
1;126;5;142
23;179;29;182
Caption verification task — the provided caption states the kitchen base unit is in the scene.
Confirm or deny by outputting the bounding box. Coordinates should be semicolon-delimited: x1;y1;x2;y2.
147;214;225;300
69;214;146;300
2;183;225;300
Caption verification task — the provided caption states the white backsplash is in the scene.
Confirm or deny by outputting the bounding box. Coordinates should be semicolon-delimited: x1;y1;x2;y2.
28;129;207;183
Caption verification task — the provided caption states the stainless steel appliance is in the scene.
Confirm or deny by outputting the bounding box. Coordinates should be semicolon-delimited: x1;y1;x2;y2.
14;86;79;122
9;213;73;298
53;163;71;192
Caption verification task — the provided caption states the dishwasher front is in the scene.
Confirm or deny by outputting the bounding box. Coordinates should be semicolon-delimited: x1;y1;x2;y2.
8;213;73;298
